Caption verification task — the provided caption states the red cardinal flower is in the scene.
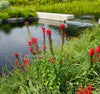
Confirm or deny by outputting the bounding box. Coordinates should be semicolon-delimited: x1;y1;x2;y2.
64;33;67;36
60;61;63;63
14;53;18;56
31;37;37;44
25;21;29;25
15;61;18;66
46;30;51;35
22;55;24;57
30;47;33;52
21;65;24;69
98;46;100;52
39;57;42;59
89;48;95;57
23;59;29;64
28;41;32;46
42;27;46;33
60;24;65;31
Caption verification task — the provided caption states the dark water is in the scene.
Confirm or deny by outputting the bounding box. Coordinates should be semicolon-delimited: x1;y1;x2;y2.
0;19;93;73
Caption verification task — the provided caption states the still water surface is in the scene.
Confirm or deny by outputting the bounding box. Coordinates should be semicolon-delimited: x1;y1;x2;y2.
0;19;91;73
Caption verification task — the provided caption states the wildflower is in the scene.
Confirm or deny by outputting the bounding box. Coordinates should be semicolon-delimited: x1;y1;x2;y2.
22;55;24;57
42;27;46;33
60;24;65;31
46;30;51;35
78;36;80;39
3;73;6;77
25;21;29;25
21;65;24;69
49;58;53;63
98;45;100;52
60;61;63;63
28;41;31;46
15;61;18;66
31;37;37;44
14;53;18;56
23;59;29;64
30;47;33;53
64;33;67;36
39;57;42;59
89;48;95;57
43;46;46;51
38;51;41;54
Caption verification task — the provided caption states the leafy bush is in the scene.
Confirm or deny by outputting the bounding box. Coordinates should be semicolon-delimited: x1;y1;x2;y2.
0;0;10;10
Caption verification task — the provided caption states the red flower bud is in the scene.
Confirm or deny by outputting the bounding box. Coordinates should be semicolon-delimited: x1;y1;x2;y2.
22;55;24;57
25;21;29;25
42;27;46;33
46;30;51;35
28;41;32;46
21;65;24;69
14;53;18;56
60;24;65;31
89;48;95;57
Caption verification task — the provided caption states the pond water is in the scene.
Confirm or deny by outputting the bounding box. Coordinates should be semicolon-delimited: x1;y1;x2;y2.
0;19;95;74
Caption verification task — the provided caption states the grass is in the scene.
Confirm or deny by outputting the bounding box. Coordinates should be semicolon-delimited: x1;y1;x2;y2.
0;25;100;93
36;1;100;19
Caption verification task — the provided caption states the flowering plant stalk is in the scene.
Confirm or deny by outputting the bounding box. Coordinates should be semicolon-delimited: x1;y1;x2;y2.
46;30;54;59
60;24;65;52
25;21;32;40
42;27;46;52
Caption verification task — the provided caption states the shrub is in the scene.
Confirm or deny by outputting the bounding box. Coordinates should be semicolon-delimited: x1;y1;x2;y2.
0;0;10;11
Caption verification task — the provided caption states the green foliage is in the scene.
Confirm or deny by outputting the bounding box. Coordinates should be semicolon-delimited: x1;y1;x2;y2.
0;0;10;11
0;26;100;93
36;1;100;18
0;6;37;19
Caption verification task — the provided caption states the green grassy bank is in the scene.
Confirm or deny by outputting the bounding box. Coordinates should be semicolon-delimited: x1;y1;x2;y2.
0;25;100;93
0;6;37;20
36;1;100;19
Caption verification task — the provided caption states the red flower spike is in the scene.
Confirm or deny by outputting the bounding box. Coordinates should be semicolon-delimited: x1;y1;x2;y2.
49;58;53;63
98;46;100;52
14;53;18;56
30;47;33;53
38;51;41;54
60;24;65;31
21;65;24;69
15;61;18;66
39;57;42;59
22;55;24;57
3;73;6;76
25;21;29;25
23;59;29;64
46;30;51;35
42;27;46;33
78;37;80;39
89;48;95;57
31;37;37;44
60;61;63;63
28;41;32;46
43;46;46;51
64;33;67;36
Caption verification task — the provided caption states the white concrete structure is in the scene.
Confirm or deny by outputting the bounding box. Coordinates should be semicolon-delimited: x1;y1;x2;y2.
36;12;74;21
38;19;66;26
99;18;100;24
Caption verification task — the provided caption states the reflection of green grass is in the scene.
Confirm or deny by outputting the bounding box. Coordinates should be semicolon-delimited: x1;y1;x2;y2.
36;1;100;19
0;6;37;19
0;26;100;93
